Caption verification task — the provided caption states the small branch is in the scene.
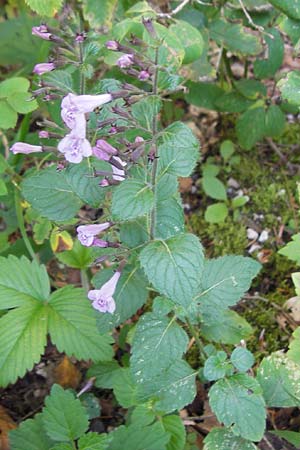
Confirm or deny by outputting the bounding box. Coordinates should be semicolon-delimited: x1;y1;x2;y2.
236;0;274;38
157;0;190;18
150;47;159;239
185;317;206;362
80;269;90;293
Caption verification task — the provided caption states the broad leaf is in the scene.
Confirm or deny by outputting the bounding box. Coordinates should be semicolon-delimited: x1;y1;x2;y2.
0;101;17;129
209;374;266;441
196;255;261;309
112;368;139;408
139;233;204;307
257;352;300;407
88;360;120;389
81;0;118;28
57;240;98;269
169;20;204;64
288;327;300;363
185;81;225;110
230;348;254;372
131;312;189;381
110;420;169;450
214;91;254;113
236;106;266;149
112;180;154;221
205;203;228;223
25;0;63;16
42;384;89;441
43;71;74;93
204;428;258;450
157;122;200;177
264;104;285;138
202;176;227;201
204;351;228;381
154;196;185;239
78;432;110;450
254;29;284;79
0;302;48;387
278;233;300;263
131;96;162;131
201;309;253;344
278;71;300;106
9;413;53;450
120;218;149;248
48;286;113;361
269;0;300;19
271;430;300;448
0;255;50;309
162;415;186;450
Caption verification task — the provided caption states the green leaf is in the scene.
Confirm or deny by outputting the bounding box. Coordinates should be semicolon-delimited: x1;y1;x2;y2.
235;79;267;99
169;20;204;65
33;219;52;245
201;309;253;345
42;384;89;441
205;203;228;223
268;0;300;19
0;302;48;387
25;0;63;16
22;164;103;222
0;178;8;196
271;431;300;448
0;255;50;309
93;264;149;331
88;360;120;389
0;77;30;97
154;196;185;239
278;70;300;106
209;374;266;441
197;255;261;310
157;122;200;177
209;19;262;55
78;432;110;450
236;106;266;149
264;104;285;137
162;415;185;450
120;218;149;248
230;348;254;372
202;176;227;201
43;71;74;93
48;286;113;361
204;428;258;450
131;96;162;131
139;233;204;307
288;327;300;363
112;179;154;221
220;140;235;161
137;360;197;413
112;368;139;408
57;240;96;269
110;420;169;450
7;92;38;114
204;351;228;381
131;312;189;383
280;17;300;45
214;92;254;113
257;352;300;407
232;195;249;209
0;100;17;129
9;413;53;450
81;0;118;28
185;81;225;110
278;233;300;263
253;29;284;79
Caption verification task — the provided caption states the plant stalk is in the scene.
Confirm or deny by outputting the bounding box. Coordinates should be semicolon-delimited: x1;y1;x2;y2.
14;189;38;263
150;47;159;239
186;317;206;363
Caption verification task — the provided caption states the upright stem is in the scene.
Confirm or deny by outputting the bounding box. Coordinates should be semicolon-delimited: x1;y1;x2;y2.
79;41;85;95
80;269;89;293
150;47;159;239
14;189;38;263
186;317;206;363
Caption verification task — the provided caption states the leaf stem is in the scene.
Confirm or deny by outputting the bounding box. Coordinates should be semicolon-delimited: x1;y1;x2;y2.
14;189;38;263
80;268;90;293
150;47;159;239
185;317;206;363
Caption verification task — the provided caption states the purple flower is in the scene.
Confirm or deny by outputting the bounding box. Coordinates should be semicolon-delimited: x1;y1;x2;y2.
77;223;111;247
32;25;52;40
117;54;134;68
33;62;55;75
106;40;119;51
38;131;50;139
111;156;126;181
10;143;43;155
138;70;150;81
62;93;112;114
135;136;144;143
99;179;109;187
75;33;85;43
57;133;92;163
92;139;119;161
88;271;121;313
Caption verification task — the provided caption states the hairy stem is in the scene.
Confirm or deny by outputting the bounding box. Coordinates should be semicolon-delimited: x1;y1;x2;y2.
80;268;90;293
150;47;159;239
14;189;38;263
186;317;206;363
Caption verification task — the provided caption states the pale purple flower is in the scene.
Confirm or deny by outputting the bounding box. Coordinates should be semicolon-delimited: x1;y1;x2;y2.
62;93;112;114
10;143;43;155
88;271;121;313
106;40;119;51
92;147;110;161
92;238;109;248
117;54;134;68
93;139;119;161
77;223;111;247
57;133;92;163
33;62;55;75
38;131;50;139
135;136;144;143
111;156;126;181
99;179;109;187
138;70;150;81
75;33;85;43
32;25;52;40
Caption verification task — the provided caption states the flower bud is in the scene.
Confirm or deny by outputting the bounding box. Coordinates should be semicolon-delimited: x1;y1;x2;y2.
38;131;50;139
142;18;156;38
105;40;119;51
33;62;55;76
10;143;43;155
75;33;86;43
117;54;134;68
96;139;119;156
138;70;150;81
32;25;52;40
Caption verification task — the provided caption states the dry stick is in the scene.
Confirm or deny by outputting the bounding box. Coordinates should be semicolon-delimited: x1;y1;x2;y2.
157;0;190;18
236;0;274;39
265;137;298;173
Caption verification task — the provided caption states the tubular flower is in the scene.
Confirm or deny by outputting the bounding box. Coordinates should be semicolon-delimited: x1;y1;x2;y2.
33;62;55;75
61;93;112;127
117;54;134;68
57;133;92;163
92;139;119;161
32;25;52;40
10;143;43;155
88;271;121;313
111;156;126;181
77;223;111;247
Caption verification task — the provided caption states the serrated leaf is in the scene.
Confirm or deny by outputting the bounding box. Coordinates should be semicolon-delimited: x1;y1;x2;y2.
235;79;267;99
0;101;17;129
88;360;120;389
264;104;285;137
81;0;118;28
93;264;148;331
157;122;200;177
214;92;254;113
0;302;48;387
137;360;197;412
78;432;110;450
0;255;50;309
209;374;266;441
185;81;225;110
57;240;96;269
42;384;89;442
25;0;63;16
278;70;300;107
254;29;284;79
204;351;228;381
154;196;184;239
131;312;189;382
269;0;300;19
230;348;254;372
139;233;204;307
131;96;162;131
9;413;53;450
257;352;300;407
48;286;113;361
169;20;204;65
112;179;154;221
236;106;266;149
202;176;227;201
43;70;74;93
204;428;258;450
205;203;228;223
110;420;169;450
209;19;262;55
201;309;253;345
196;255;261;310
112;368;139;408
162;415;185;450
120;218;149;248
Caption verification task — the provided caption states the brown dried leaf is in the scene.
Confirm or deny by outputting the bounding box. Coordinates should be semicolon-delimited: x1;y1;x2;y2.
0;405;16;450
54;356;81;389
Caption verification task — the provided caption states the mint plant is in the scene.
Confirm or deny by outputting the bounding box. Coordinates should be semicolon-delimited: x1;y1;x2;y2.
1;1;300;449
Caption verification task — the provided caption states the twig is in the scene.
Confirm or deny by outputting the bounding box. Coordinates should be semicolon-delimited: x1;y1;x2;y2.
157;0;190;18
262;435;276;450
265;137;300;173
237;0;273;38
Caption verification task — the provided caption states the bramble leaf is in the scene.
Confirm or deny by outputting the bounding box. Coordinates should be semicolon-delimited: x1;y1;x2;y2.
204;428;258;450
